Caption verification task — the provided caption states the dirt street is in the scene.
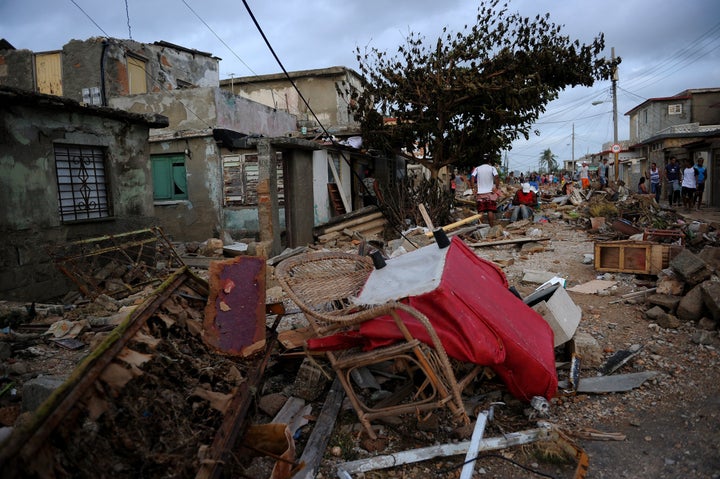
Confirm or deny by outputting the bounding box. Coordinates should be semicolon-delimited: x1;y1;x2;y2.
308;217;720;479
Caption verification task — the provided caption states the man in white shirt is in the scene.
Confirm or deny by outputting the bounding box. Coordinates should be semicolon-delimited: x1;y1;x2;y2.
470;158;500;226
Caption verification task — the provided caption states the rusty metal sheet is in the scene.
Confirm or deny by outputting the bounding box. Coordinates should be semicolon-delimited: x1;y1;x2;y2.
203;256;266;355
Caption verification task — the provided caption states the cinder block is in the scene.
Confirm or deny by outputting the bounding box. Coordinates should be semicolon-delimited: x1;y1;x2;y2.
532;286;581;347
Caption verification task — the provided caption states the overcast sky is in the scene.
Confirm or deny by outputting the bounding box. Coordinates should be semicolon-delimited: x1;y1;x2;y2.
2;0;719;172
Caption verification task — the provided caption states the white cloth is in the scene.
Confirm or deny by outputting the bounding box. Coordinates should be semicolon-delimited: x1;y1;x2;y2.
682;167;697;189
471;164;498;194
580;166;589;180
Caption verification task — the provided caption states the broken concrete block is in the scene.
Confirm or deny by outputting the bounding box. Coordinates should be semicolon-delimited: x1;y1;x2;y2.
657;313;680;329
698;246;720;273
522;270;559;285
700;281;720;322
258;393;288;417
697;317;718;331
645;306;667;321
292;358;328;402
21;376;66;413
646;294;681;313
670;249;712;287
656;274;685;296
531;286;581;347
677;284;707;322
570;332;603;368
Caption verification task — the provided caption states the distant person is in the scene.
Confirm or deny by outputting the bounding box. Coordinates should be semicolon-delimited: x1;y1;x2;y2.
362;168;382;206
598;158;609;187
580;162;590;189
695;157;707;209
681;158;698;211
664;156;681;206
509;183;538;222
637;176;649;194
470;158;500;226
647;162;661;204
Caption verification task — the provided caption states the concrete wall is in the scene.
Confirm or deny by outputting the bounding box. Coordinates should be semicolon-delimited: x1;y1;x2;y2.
0;97;158;301
0;48;35;90
1;37;221;104
111;88;296;242
224;67;363;133
148;136;223;242
110;87;296;137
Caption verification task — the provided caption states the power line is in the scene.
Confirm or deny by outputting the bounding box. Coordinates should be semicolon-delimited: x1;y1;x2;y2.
69;0;110;37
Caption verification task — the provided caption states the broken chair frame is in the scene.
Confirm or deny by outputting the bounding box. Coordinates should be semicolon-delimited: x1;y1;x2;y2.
275;251;470;439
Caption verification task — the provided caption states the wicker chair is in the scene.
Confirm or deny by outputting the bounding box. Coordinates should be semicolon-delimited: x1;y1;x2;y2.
275;251;470;439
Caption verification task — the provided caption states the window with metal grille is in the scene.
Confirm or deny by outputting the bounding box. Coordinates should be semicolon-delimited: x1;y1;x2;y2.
55;144;112;222
668;104;682;115
223;153;284;206
151;154;188;200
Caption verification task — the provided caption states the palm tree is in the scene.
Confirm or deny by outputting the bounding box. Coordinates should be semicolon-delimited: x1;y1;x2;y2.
539;149;558;174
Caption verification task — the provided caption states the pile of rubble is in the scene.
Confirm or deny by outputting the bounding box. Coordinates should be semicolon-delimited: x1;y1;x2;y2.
1;186;719;479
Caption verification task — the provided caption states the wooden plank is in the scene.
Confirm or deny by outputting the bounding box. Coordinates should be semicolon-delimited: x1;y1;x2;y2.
336;426;549;475
468;237;551;247
418;204;434;230
293;378;345;479
320;211;384;235
327;158;351;214
424;213;485;237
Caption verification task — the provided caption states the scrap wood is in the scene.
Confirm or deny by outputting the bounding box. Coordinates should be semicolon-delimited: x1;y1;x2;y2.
609;287;657;304
566;280;617;294
424;213;486;237
418;203;435;230
0;268;192;474
336;424;552;475
468;236;551;247
292;377;345;479
569;427;627;441
195;312;282;479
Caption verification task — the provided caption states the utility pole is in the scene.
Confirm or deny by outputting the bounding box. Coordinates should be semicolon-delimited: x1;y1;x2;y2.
612;47;619;182
572;123;575;172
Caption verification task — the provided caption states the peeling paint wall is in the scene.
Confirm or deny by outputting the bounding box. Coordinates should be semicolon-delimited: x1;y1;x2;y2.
0;99;157;301
224;67;363;132
110;87;296;241
148;136;223;242
1;37;220;104
0;48;35;90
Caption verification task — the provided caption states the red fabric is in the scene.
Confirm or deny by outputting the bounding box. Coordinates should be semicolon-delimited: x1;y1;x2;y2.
514;190;537;206
307;331;369;351
359;237;557;401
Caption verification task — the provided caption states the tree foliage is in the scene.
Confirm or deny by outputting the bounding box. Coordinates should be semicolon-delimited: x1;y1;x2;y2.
539;148;558;173
345;0;619;177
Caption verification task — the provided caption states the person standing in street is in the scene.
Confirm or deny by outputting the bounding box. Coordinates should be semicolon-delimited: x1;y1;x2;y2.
695;157;707;210
665;156;681;206
580;162;590;189
647;162;661;204
598;158;609;188
681;158;698;212
470;158;500;226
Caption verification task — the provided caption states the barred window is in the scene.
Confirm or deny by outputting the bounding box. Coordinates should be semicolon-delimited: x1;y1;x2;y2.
55;145;112;222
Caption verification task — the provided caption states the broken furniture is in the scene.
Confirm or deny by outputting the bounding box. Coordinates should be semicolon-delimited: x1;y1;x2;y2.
49;227;185;300
594;240;683;275
356;236;557;401
275;251;469;440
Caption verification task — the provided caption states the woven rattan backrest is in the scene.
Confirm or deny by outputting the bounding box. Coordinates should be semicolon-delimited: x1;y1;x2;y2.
275;252;374;331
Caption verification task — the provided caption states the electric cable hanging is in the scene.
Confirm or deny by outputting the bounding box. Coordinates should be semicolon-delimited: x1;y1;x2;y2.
240;0;419;248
